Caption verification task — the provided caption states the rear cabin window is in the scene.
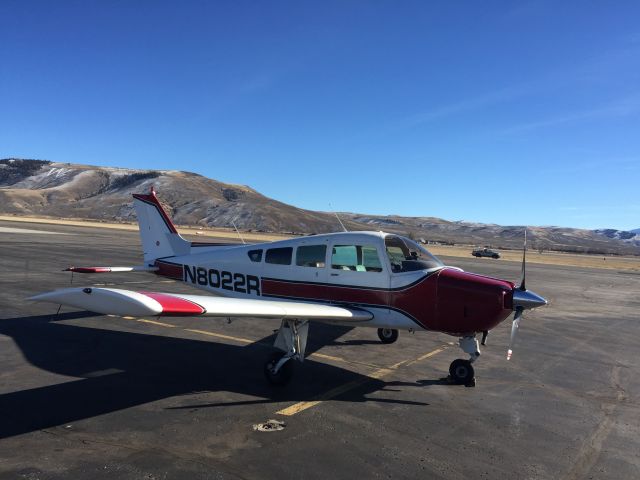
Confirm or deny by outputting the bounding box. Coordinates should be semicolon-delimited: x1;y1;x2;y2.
265;247;293;265
247;249;263;262
331;245;382;272
296;245;326;267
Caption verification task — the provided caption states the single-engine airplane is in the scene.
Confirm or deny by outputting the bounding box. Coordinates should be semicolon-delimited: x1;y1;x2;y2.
32;187;547;387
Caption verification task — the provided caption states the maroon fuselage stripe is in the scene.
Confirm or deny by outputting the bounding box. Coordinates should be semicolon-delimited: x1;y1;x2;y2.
263;269;515;335
154;260;183;280
153;261;515;336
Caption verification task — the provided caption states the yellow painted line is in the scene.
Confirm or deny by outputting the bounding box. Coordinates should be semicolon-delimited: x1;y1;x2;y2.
121;316;177;328
124;316;383;370
120;314;448;417
127;320;382;370
277;345;448;416
184;328;255;344
276;400;323;416
308;352;383;370
405;347;446;366
308;352;343;362
277;378;367;416
122;317;269;346
136;318;177;328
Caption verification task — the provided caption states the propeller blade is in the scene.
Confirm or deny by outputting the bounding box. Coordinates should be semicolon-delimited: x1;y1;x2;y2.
507;307;523;360
519;228;527;291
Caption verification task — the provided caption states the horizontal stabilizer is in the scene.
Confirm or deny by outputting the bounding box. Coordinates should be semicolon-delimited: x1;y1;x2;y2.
29;287;373;322
65;266;159;274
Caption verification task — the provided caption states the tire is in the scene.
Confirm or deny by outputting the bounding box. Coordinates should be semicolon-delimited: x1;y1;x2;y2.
492;254;499;259
377;328;399;344
264;351;294;386
449;359;475;385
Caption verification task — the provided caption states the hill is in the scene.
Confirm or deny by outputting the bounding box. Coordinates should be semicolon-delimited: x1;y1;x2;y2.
1;158;638;255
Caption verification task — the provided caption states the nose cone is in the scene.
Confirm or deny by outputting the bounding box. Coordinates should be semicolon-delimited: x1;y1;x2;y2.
512;289;547;310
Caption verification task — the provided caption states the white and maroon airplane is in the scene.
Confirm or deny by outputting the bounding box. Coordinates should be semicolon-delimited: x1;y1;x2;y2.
32;188;547;386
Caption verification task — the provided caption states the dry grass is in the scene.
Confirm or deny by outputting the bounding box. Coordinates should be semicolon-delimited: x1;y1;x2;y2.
0;215;291;242
2;215;638;272
427;245;640;272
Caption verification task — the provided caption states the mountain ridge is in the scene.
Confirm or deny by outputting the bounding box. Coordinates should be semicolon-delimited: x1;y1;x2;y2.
1;158;638;255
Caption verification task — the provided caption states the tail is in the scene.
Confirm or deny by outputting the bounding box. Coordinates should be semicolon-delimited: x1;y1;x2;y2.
133;187;190;264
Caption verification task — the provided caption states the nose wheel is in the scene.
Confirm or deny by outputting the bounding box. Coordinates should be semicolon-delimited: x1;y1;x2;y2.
448;335;479;387
449;359;475;386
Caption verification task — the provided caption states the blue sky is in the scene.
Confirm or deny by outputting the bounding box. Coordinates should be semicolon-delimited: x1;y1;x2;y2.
1;1;639;230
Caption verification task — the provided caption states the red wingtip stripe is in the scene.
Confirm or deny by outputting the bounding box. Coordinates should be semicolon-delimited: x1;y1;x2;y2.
140;292;205;316
65;267;112;273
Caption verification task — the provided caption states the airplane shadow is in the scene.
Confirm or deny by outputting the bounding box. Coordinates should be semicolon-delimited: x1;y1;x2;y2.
0;312;440;439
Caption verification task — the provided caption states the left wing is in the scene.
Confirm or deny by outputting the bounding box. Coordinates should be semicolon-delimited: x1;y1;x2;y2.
30;287;373;322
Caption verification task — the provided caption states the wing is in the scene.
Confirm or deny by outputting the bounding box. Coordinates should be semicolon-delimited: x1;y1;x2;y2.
29;287;373;322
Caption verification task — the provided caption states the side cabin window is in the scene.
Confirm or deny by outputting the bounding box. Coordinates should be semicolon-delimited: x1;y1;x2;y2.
296;245;326;268
265;247;293;265
384;235;443;273
331;245;382;272
247;249;263;262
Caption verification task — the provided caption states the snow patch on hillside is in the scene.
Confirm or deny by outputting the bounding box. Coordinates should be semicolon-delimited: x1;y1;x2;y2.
594;229;640;246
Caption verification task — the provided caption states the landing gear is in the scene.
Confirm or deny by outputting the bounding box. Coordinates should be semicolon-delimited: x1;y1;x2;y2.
263;319;309;386
449;359;475;386
377;328;399;344
264;352;294;385
448;335;480;387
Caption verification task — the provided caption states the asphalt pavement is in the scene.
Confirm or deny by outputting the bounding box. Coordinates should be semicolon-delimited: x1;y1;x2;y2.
1;220;638;479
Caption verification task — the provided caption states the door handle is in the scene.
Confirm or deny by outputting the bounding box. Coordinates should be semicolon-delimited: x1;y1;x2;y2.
330;273;339;276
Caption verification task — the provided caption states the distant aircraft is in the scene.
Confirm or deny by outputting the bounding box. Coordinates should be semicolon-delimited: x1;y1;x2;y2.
32;187;547;387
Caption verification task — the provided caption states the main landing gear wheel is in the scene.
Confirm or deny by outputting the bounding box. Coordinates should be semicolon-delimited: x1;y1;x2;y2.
377;328;399;344
449;359;475;386
264;352;294;386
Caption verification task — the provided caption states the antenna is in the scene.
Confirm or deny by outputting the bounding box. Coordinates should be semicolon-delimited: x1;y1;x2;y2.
231;219;246;244
329;203;348;232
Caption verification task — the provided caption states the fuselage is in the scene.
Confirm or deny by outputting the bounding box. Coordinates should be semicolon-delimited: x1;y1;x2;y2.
152;231;515;336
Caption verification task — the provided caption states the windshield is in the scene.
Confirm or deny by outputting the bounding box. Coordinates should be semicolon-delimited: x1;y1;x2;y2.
384;235;444;273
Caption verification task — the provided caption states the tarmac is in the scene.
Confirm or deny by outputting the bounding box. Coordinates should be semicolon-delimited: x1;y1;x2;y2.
0;219;638;479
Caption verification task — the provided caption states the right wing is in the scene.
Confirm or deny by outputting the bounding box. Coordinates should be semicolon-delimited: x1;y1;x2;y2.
29;287;373;322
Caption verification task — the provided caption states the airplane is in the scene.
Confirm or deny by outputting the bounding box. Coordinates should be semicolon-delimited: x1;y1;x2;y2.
31;187;547;387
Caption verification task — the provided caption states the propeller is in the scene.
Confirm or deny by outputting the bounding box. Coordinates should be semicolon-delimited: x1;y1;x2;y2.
507;307;523;360
507;228;547;360
519;228;527;291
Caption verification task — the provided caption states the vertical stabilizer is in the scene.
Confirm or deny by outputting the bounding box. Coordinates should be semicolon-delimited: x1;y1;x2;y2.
132;187;190;263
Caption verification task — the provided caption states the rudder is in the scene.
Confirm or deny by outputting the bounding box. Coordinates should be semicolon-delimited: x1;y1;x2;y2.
133;187;190;263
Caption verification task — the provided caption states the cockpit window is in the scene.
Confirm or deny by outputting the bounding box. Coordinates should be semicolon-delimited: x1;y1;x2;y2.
384;235;444;273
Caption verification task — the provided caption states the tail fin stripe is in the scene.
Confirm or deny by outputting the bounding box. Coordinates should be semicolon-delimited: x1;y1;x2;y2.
132;193;178;234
